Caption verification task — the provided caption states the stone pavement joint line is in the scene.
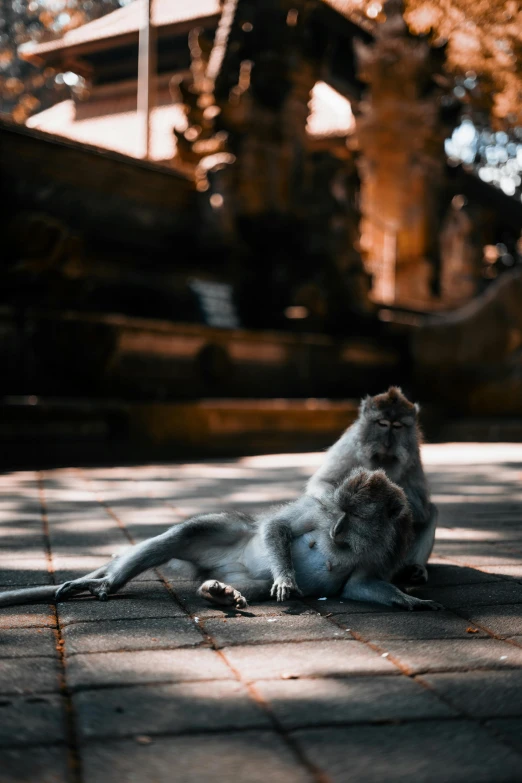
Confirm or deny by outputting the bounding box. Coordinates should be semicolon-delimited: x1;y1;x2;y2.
37;472;82;783
1;444;522;782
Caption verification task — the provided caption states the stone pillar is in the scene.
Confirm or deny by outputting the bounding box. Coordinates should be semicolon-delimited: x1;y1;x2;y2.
354;0;447;309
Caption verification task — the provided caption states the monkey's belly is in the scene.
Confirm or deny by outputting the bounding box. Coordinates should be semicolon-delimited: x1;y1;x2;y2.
291;534;347;596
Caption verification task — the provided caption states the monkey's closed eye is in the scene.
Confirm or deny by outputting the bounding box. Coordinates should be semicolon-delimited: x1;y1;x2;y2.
392;421;403;429
377;419;390;428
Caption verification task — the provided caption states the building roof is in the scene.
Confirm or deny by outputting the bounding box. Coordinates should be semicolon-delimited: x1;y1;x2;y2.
22;0;355;162
19;0;221;60
26;94;187;162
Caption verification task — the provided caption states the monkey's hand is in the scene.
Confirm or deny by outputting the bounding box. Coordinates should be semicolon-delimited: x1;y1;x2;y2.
270;575;302;602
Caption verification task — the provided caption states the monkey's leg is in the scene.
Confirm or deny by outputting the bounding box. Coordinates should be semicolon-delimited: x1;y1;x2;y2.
55;527;190;601
56;513;252;602
341;575;443;612
398;503;438;586
198;578;271;609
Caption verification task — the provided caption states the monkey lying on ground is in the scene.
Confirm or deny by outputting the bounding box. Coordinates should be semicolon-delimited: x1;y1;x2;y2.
306;386;437;586
0;468;442;611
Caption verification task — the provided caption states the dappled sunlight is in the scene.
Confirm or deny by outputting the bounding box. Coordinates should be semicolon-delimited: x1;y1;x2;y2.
239;453;324;470
224;489;300;504
422;444;522;465
434;528;522;542
433;492;522;504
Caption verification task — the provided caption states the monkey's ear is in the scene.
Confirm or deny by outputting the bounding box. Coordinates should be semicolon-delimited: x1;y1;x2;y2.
331;512;346;538
414;402;421;416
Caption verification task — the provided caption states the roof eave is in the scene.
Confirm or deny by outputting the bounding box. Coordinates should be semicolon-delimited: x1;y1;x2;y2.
19;13;220;67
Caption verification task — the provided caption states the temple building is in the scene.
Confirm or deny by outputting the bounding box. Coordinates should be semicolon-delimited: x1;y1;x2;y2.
14;0;522;318
1;0;522;461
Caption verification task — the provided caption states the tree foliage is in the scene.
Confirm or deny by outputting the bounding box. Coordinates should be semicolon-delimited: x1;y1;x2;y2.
0;0;126;122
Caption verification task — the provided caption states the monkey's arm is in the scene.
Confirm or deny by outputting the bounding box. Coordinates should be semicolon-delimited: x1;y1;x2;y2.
306;430;358;509
261;501;320;601
396;502;437;585
341;570;442;611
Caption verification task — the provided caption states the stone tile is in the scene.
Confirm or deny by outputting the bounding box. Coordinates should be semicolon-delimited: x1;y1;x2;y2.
63;617;204;655
410;581;522;609
3;547;51;560
487;718;522;755
0;604;56;629
0;529;46;554
81;731;314;783
433;544;522;567
335;611;485;641
305;597;383;615
421;670;522;718
255;675;455;729
0;656;61;695
0;693;67;746
204;613;343;647
67;648;233;690
378;638;522;674
292;721;522;783
0;511;42;525
477;565;522;580
117;581;174;599
222;640;398;682
456;604;522;638
0;556;51;586
74;681;269;739
425;563;502;587
0;627;57;658
57;594;185;626
48;521;128;556
157;560;199;582
0;746;71;783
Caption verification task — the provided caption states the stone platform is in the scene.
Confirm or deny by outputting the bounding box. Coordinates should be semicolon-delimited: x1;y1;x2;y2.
1;443;522;782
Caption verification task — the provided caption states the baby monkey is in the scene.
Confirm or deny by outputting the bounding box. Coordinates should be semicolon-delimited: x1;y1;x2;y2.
0;468;442;612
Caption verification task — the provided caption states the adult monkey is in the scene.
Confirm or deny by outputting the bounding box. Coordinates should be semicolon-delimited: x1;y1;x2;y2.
306;387;436;585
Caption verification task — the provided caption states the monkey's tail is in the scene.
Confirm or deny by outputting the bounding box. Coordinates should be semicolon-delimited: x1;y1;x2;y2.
0;585;59;607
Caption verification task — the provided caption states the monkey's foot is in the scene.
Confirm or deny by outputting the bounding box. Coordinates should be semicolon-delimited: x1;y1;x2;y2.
270;575;302;602
55;578;112;602
198;580;247;609
404;596;444;611
396;564;429;586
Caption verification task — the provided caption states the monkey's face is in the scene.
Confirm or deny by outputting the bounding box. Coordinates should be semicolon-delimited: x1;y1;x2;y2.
359;386;419;465
330;467;405;551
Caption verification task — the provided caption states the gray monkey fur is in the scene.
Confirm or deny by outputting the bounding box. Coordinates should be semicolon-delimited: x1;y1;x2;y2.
306;386;437;585
0;467;442;612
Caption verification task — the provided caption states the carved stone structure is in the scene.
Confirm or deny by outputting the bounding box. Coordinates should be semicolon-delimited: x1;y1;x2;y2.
173;0;376;332
354;0;449;309
439;196;481;306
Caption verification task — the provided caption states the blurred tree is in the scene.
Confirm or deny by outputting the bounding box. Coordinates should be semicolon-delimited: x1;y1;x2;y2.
0;0;131;123
333;0;522;127
404;0;522;127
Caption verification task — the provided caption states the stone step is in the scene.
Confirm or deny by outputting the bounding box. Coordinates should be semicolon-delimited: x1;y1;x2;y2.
0;397;359;468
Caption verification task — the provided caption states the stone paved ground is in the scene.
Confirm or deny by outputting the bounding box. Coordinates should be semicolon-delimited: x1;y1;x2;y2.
1;443;522;782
